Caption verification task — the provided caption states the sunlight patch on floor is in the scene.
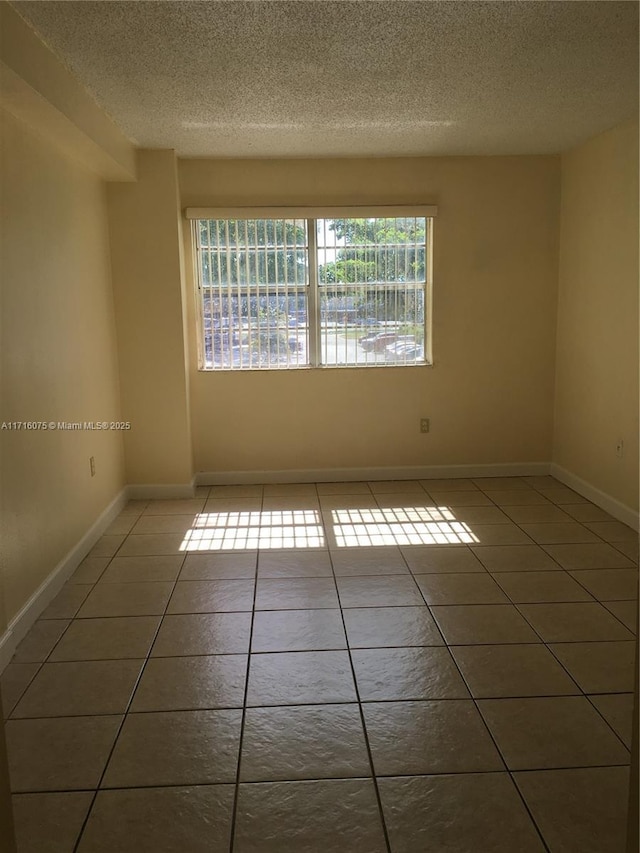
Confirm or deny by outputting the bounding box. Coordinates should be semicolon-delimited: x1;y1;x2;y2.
181;510;325;550
331;507;479;547
178;506;477;550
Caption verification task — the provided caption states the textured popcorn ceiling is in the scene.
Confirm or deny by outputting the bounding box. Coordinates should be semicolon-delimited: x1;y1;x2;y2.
12;0;639;158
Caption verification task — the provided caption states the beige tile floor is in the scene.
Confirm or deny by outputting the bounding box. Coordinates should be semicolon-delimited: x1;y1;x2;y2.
2;476;637;852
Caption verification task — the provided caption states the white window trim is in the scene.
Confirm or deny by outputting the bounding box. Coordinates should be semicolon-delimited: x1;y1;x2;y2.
190;208;436;371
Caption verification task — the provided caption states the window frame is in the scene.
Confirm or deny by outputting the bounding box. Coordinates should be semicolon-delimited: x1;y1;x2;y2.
187;205;436;371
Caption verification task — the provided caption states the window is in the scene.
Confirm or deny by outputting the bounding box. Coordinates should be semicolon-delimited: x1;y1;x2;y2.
189;207;435;370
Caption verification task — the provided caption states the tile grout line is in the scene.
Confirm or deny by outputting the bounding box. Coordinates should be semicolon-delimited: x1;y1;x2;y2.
600;600;638;635
493;531;636;753
70;535;190;853
13;760;633;798
466;481;634;797
14;686;633;723
326;503;394;853
4;537;129;717
3;508;158;717
2;662;44;720
470;483;636;661
582;692;634;753
227;487;263;853
403;512;560;850
410;569;553;853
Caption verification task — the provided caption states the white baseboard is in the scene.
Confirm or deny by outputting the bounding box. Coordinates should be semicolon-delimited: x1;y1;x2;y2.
196;462;551;486
550;464;639;531
0;488;129;673
126;479;196;500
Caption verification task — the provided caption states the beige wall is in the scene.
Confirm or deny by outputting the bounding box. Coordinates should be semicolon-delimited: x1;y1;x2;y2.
0;110;125;626
554;118;639;512
179;156;560;476
107;150;193;487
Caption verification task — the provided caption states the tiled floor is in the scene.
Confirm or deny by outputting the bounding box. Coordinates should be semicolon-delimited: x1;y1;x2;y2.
2;476;637;852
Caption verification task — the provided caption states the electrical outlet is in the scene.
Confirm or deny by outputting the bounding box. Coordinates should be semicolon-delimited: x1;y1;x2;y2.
420;418;430;434
615;439;624;458
90;456;96;477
